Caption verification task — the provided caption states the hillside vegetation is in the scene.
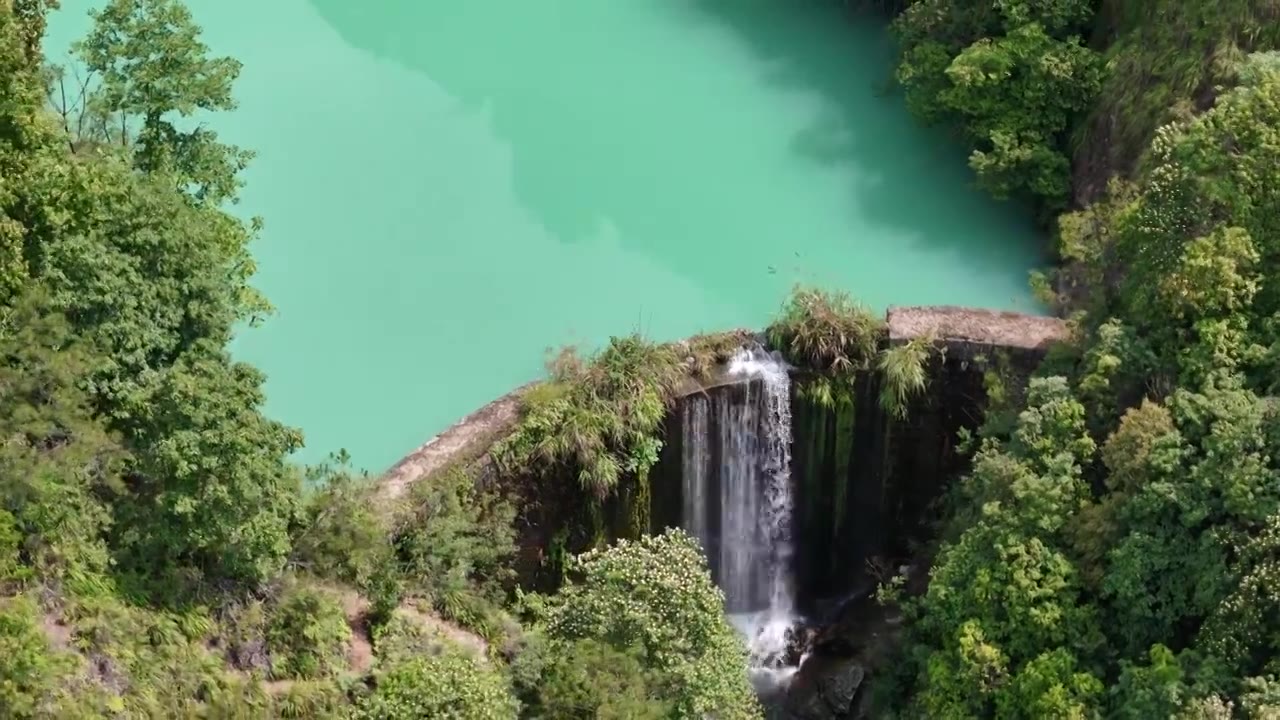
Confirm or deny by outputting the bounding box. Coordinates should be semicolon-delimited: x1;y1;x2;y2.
0;1;763;716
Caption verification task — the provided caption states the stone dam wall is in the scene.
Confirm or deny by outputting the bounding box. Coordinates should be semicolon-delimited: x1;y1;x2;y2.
376;306;1068;592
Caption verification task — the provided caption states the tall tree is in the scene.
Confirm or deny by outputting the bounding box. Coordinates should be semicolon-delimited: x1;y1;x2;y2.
74;0;253;205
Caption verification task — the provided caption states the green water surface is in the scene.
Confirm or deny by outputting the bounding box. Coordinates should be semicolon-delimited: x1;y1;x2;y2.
48;0;1044;472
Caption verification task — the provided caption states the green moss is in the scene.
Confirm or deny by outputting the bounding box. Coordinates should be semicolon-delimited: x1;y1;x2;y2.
801;394;827;543
832;393;857;542
625;467;653;539
546;528;570;581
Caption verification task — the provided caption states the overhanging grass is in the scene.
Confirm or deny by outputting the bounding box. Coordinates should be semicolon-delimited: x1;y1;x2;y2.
879;335;935;420
496;288;911;497
766;285;885;406
493;327;760;501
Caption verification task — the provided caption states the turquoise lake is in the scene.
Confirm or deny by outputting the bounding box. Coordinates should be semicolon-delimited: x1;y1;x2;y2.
47;0;1044;472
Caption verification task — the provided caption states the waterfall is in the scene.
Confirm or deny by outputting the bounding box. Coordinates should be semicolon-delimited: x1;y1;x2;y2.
681;394;711;558
681;346;801;692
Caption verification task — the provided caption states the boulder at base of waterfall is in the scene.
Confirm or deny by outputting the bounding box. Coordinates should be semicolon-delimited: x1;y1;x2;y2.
783;622;816;666
783;656;865;719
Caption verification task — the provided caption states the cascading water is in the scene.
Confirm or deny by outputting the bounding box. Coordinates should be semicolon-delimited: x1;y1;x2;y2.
681;345;803;695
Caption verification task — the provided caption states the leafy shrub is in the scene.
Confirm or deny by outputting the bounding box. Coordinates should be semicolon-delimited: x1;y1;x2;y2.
219;598;271;673
393;466;516;606
292;452;393;590
111;352;304;590
544;529;760;719
878;335;935;420
0;297;122;589
434;588;515;655
514;635;670;719
891;0;1101;208
942;23;1103;204
370;611;449;666
265;584;352;680
0;509;30;586
355;645;518;720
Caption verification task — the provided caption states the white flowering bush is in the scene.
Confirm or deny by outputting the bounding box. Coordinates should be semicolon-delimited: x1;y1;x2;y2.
544;529;761;719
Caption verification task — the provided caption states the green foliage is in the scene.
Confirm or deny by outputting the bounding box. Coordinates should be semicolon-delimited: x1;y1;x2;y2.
111;350;304;589
355;642;518;720
270;680;350;720
1061;64;1280;387
0;3;347;714
60;593;268;716
681;329;756;379
1079;0;1280;184
887;55;1280;717
392;466;516;607
0;292;121;587
35;158;263;401
543;529;761;719
893;376;1103;716
0;510;26;585
265;584;352;681
878;335;934;420
892;0;1102;208
369;610;451;667
495;336;684;497
1198;514;1280;680
0;596;61;718
434;589;515;655
1109;645;1188;719
943;23;1103;203
994;647;1103;718
0;0;301;599
513;635;671;720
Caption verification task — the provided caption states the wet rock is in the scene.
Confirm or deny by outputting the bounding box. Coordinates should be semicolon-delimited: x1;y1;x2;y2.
818;659;864;713
783;655;865;719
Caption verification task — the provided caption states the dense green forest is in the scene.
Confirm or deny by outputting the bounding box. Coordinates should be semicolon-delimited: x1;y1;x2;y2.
879;0;1280;717
4;0;1280;717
